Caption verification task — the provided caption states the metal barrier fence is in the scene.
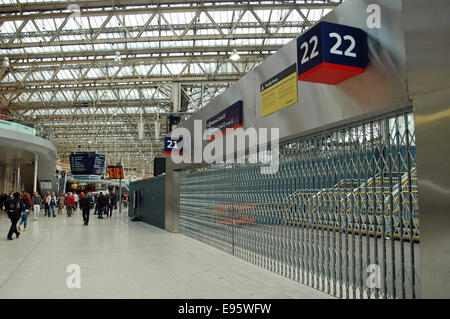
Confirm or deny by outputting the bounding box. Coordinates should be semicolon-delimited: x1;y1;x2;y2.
129;175;166;229
180;112;420;299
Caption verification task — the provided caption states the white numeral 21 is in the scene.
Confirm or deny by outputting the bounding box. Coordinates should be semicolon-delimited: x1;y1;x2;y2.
329;33;356;57
168;140;178;149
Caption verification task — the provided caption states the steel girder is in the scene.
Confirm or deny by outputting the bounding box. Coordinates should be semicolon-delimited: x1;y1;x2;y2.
0;0;341;176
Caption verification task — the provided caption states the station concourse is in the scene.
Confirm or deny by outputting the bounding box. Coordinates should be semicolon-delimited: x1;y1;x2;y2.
0;0;449;300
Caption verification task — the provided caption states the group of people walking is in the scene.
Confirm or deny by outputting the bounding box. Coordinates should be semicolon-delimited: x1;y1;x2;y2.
2;190;119;240
1;191;34;240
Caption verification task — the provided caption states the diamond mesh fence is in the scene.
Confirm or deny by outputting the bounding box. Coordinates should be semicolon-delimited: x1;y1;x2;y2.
180;112;420;298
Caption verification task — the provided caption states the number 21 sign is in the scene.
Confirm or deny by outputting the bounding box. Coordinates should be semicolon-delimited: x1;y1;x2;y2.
164;136;183;155
297;21;368;85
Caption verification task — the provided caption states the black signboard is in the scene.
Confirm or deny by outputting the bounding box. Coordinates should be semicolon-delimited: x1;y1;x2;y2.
69;152;106;175
206;100;243;140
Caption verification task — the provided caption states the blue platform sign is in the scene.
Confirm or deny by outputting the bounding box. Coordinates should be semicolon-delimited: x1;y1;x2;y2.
164;137;183;155
70;152;106;175
206;100;243;140
297;21;368;85
92;154;106;175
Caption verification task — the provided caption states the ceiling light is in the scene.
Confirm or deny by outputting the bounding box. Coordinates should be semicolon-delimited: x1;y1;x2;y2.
229;50;240;61
114;51;121;63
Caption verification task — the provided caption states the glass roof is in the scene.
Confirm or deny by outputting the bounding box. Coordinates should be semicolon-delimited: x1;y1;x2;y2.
0;0;342;173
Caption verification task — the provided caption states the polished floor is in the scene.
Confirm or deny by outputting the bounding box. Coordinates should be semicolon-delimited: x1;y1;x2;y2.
0;208;332;299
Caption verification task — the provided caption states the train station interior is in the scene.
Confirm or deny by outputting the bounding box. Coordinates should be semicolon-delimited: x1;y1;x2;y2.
0;0;449;301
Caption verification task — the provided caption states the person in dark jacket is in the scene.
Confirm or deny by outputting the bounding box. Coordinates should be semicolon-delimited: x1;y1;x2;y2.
6;192;25;240
93;193;98;215
106;192;117;218
0;193;8;210
97;192;107;219
79;192;93;226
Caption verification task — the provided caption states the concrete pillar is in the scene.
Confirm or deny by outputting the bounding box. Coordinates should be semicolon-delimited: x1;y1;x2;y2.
403;0;450;298
0;165;5;193
33;153;38;193
14;160;21;192
171;82;181;114
164;156;179;233
3;165;8;193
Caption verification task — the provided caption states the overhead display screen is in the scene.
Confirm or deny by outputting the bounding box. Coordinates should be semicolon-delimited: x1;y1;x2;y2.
107;166;124;179
69;152;106;175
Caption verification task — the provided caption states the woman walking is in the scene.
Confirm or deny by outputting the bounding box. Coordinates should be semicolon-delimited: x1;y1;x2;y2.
43;191;50;216
46;192;57;218
18;192;32;232
31;192;42;221
65;192;75;217
57;193;65;215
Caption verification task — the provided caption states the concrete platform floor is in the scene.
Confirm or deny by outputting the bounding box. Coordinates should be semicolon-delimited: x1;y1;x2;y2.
0;208;333;299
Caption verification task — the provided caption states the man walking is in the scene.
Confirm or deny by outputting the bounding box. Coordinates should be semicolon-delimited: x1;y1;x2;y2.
79;192;92;226
31;191;42;221
97;192;106;219
6;192;24;240
106;191;117;218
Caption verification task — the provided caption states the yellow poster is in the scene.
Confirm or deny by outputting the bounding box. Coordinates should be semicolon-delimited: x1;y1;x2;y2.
260;64;298;117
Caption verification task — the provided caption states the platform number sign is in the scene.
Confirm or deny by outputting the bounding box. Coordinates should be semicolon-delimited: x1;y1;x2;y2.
297;21;368;85
164;136;183;155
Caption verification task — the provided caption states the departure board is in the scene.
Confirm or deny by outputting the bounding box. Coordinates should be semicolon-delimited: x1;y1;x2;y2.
69;152;106;175
108;166;124;179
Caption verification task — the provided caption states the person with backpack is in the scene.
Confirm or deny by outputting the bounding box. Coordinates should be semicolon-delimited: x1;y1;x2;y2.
6;192;25;240
18;192;32;232
46;192;57;218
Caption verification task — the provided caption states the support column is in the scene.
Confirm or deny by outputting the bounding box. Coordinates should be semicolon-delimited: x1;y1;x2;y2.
165;156;179;233
33;153;38;193
0;165;5;193
3;165;8;193
403;0;450;298
14;160;21;192
118;158;123;214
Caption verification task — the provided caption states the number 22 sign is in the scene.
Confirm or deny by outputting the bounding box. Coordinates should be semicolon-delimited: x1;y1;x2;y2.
297;21;368;85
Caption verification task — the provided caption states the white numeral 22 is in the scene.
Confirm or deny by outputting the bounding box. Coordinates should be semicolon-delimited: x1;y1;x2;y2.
329;33;356;57
300;35;319;64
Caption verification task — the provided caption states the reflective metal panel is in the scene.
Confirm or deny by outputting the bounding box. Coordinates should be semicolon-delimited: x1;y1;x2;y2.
403;0;450;298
